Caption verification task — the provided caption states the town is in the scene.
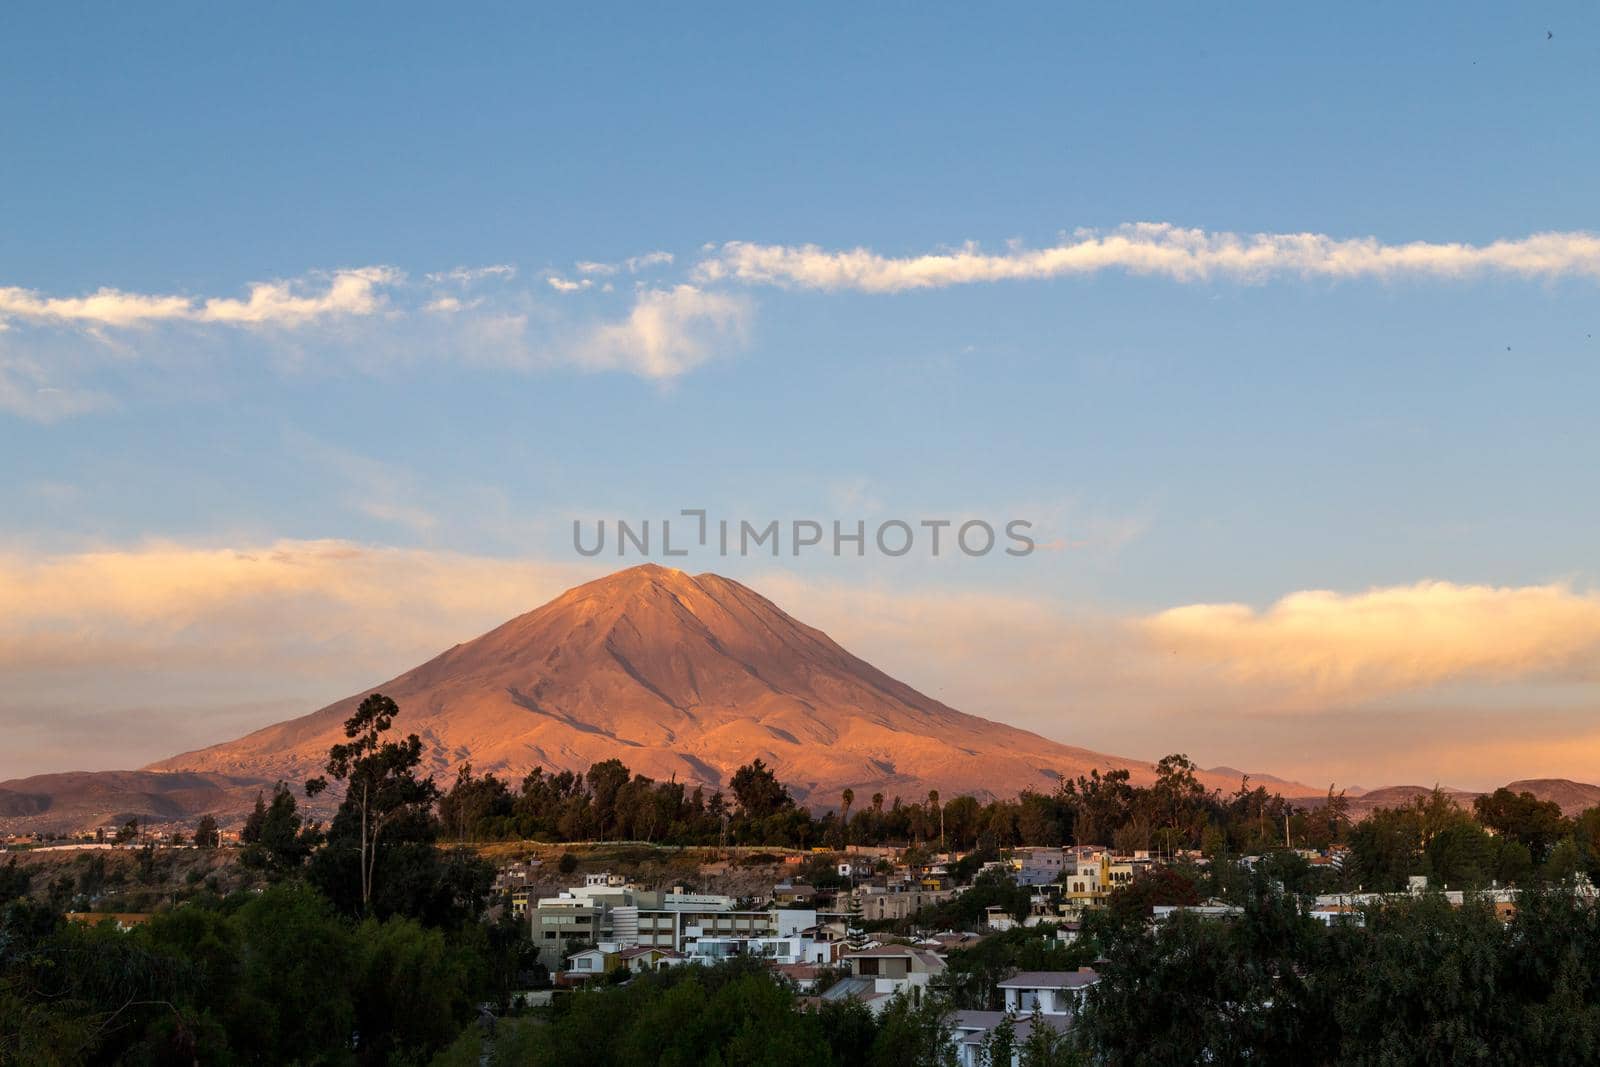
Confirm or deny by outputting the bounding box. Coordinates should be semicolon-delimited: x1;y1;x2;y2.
7;743;1599;1064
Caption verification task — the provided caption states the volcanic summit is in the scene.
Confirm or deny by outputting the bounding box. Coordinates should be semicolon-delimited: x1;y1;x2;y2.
147;564;1221;804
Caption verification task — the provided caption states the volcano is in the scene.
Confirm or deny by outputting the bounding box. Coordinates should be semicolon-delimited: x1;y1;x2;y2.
145;564;1262;805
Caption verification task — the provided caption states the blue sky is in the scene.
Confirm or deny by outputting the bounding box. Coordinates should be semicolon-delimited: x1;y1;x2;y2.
3;4;1599;788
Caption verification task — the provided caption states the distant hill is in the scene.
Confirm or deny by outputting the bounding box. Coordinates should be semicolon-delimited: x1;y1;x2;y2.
1502;779;1600;817
1307;778;1600;818
0;770;267;832
1204;766;1332;793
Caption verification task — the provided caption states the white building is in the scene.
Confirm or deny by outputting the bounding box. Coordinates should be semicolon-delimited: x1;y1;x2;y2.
997;969;1099;1017
564;945;615;976
819;944;948;1015
682;932;833;967
533;877;821;970
950;1011;1073;1067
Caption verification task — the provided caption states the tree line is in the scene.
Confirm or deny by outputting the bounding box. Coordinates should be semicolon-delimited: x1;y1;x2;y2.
434;752;1308;854
434;751;1600;894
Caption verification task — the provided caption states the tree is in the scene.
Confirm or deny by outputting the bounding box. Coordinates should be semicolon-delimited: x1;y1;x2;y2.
869;991;958;1067
0;857;32;906
1346;805;1423;891
1017;1007;1081;1066
1329;895;1505;1063
241;782;319;876
1017;791;1061;847
113;818;139;845
817;998;878;1064
351;916;473;1063
438;762;514;843
1542;837;1586;885
1078;893;1327;1063
231;883;359;1062
729;759;791;820
1575;806;1600;880
977;1011;1016;1067
1424;815;1497;889
586;759;632;836
1107;866;1201;923
306;693;441;910
1474;788;1570;864
1150;754;1210;854
241;792;267;843
193;814;221;849
841;788;855;850
1323;785;1352;845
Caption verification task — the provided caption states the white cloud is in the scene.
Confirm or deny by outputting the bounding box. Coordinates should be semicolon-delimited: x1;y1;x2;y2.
0;267;402;331
0;261;755;419
419;286;749;380
576;251;675;277
573;285;750;379
626;251;674;272
695;223;1600;292
0;287;194;328
198;266;400;326
423;265;516;285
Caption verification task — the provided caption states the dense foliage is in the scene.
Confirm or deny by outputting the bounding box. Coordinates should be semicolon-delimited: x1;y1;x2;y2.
0;883;519;1066
1078;884;1600;1065
0;694;512;1066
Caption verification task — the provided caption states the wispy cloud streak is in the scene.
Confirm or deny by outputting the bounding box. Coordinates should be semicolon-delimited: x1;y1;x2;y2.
696;223;1600;292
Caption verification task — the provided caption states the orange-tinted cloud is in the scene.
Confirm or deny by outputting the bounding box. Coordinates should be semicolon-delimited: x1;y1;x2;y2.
0;540;590;677
1143;581;1600;706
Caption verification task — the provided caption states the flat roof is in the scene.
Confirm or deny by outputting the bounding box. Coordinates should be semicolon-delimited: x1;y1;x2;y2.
997;969;1100;989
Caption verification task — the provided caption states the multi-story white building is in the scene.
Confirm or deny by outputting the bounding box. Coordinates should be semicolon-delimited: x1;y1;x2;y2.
533;878;820;969
681;931;833;967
